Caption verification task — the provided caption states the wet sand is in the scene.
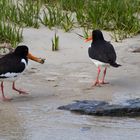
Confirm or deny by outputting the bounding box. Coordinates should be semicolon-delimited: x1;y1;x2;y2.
0;27;140;140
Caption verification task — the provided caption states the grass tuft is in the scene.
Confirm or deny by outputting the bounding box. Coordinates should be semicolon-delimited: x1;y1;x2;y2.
52;32;59;51
1;0;140;45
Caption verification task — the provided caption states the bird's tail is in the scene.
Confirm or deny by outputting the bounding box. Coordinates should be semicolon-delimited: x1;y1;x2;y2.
110;62;121;67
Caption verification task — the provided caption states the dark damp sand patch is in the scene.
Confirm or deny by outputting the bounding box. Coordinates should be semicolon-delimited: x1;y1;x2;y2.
132;47;140;53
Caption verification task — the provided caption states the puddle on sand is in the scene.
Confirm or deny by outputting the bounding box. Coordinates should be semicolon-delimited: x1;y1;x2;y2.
111;90;140;105
13;100;140;140
1;87;140;140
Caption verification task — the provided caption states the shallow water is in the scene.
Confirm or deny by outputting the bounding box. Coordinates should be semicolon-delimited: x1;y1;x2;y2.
0;95;140;140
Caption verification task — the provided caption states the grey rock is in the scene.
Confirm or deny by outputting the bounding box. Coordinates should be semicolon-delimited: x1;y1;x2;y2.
58;99;140;117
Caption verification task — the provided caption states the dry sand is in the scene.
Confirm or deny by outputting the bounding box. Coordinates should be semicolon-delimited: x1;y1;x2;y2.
0;27;140;140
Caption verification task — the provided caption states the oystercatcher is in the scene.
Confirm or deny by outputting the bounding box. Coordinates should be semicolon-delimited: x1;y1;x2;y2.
0;45;44;101
85;30;121;86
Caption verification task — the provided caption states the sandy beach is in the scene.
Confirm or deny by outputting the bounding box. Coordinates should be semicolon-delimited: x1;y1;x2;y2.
0;27;140;140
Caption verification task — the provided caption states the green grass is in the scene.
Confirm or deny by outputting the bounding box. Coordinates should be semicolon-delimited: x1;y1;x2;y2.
0;0;23;47
0;0;41;47
0;0;41;28
0;0;140;46
16;0;41;28
52;32;59;51
40;5;74;32
60;12;74;32
0;20;23;47
40;6;64;29
42;0;140;41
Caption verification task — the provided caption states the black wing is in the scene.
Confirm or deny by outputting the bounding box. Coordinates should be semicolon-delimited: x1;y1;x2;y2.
104;41;117;64
88;40;117;64
0;53;26;75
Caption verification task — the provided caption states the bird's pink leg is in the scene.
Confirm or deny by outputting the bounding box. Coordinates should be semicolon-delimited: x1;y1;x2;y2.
100;67;109;84
1;81;12;101
93;66;101;86
12;81;28;94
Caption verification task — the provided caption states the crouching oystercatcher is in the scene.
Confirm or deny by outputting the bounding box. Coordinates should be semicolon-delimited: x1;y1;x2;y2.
85;30;121;86
0;45;44;101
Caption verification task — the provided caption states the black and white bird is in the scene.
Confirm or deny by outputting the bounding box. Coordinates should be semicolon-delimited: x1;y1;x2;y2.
85;30;121;86
0;45;44;101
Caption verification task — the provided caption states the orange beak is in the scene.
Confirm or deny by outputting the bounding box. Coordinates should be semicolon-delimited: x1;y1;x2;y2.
85;37;92;42
27;53;45;64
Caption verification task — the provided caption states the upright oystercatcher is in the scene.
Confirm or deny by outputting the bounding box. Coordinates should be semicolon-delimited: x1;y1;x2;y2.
0;45;44;101
85;30;121;86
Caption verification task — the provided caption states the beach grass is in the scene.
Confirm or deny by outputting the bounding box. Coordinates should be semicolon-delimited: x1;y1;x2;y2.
0;0;140;47
52;32;59;51
40;6;64;29
0;20;23;47
43;0;140;40
0;0;23;47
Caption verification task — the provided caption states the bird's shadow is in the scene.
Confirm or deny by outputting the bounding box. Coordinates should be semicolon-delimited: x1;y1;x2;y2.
11;95;35;102
11;92;57;103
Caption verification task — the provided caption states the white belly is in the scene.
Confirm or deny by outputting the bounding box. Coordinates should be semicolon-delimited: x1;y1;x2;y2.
90;58;110;67
0;73;20;82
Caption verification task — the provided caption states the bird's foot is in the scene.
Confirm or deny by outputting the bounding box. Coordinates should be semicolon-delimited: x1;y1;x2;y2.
12;82;29;95
99;80;109;85
19;91;29;95
18;90;29;95
91;80;109;87
2;96;12;102
92;80;101;87
13;88;29;95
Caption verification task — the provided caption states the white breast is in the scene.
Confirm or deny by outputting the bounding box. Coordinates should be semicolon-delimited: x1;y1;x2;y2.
90;58;110;67
0;72;18;78
21;59;27;66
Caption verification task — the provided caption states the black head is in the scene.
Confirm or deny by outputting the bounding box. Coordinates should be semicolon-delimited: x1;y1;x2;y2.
14;45;29;58
92;30;104;41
